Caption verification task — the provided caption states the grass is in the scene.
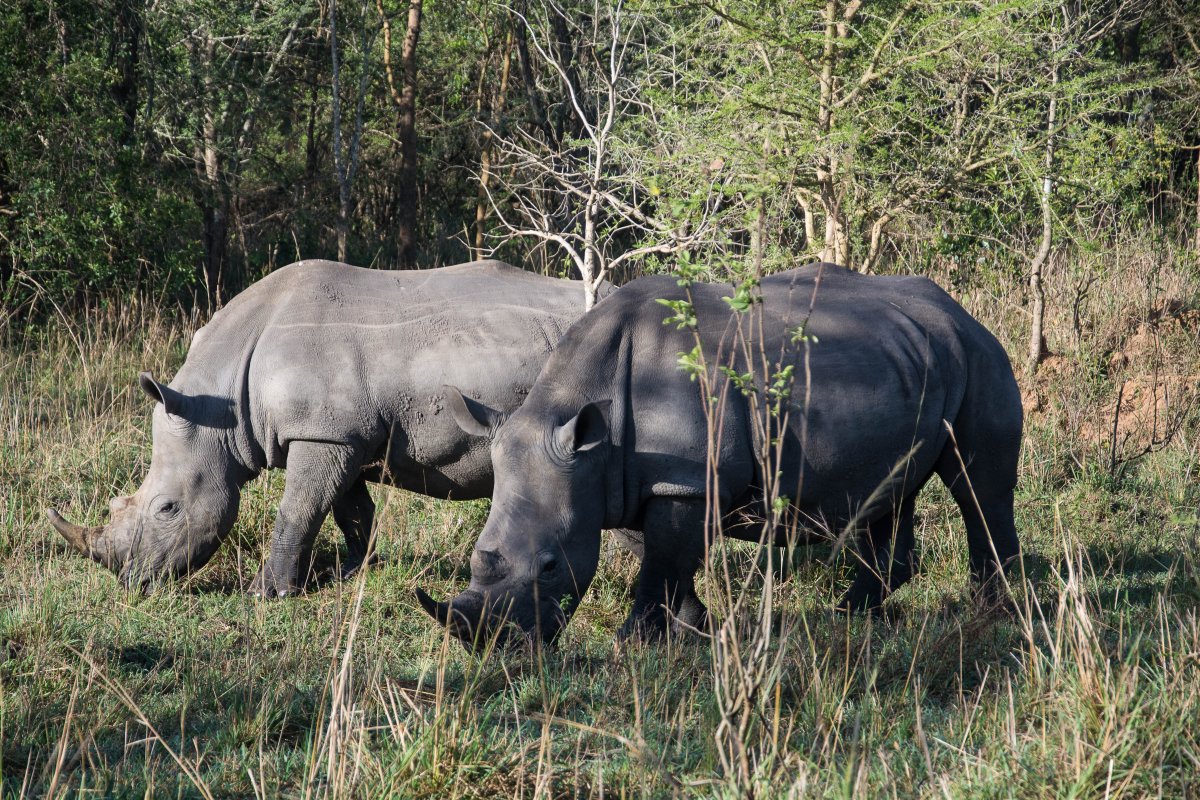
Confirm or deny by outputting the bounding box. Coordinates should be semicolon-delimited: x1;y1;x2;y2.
2;248;1200;798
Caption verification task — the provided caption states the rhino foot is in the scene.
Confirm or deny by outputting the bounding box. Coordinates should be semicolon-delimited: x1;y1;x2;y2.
618;593;709;642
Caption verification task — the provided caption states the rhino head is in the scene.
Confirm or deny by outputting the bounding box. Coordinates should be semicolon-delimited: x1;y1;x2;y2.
48;372;248;589
417;387;610;651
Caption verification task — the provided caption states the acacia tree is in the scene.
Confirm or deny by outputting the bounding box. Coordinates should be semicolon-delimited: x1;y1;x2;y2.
483;0;727;308
637;0;1137;281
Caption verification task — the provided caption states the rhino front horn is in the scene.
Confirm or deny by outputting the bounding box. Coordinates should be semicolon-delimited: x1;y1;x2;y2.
415;587;488;643
415;586;451;625
47;508;102;556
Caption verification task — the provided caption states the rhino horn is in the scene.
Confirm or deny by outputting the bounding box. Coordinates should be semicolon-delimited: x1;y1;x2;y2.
47;508;104;560
415;587;488;643
415;586;451;624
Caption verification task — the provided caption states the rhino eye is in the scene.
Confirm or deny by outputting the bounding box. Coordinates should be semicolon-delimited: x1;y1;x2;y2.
540;556;558;575
155;501;179;518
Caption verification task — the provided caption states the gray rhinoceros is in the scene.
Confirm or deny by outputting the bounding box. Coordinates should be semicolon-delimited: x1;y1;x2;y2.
49;259;600;596
418;263;1023;647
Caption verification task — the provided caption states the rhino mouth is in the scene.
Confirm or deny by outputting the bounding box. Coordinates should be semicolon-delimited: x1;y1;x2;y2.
415;586;564;652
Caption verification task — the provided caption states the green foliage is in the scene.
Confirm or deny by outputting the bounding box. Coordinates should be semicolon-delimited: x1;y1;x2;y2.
1;0;1197;312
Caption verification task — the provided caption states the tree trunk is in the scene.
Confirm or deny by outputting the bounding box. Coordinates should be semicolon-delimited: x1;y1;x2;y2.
192;31;226;309
1028;64;1059;374
331;0;349;261
513;0;553;146
816;0;842;266
330;0;374;263
474;28;514;259
379;0;424;266
395;0;422;266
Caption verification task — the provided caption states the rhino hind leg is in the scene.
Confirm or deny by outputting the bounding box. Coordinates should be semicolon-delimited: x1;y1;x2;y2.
332;476;378;578
935;428;1021;604
838;493;919;613
251;441;362;598
619;499;709;640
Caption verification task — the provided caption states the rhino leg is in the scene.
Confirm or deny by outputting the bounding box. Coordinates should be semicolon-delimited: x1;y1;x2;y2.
938;457;1019;604
251;441;361;598
619;499;709;640
838;493;919;613
332;476;376;578
608;528;644;558
935;422;1021;604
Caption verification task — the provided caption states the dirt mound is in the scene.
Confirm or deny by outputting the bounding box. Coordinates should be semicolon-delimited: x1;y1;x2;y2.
1020;354;1072;415
1024;299;1200;457
1107;300;1200;373
1078;375;1200;454
1085;299;1200;455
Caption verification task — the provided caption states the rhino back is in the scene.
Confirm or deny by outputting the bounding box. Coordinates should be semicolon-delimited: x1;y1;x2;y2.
182;260;586;494
519;264;1016;528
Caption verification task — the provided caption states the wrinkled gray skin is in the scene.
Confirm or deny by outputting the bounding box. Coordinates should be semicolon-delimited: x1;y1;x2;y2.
49;259;606;596
418;263;1023;648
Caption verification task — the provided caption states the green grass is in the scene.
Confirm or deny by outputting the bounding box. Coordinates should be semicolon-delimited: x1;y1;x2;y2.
2;257;1200;798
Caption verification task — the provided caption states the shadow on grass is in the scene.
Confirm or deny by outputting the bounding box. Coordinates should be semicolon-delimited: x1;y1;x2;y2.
1018;545;1185;610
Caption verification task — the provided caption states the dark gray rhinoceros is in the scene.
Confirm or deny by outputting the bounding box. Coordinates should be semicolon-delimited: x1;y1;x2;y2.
419;263;1022;646
49;259;600;596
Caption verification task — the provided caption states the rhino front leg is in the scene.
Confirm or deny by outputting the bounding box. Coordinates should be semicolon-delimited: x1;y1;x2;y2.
619;498;709;640
332;476;376;578
251;441;361;598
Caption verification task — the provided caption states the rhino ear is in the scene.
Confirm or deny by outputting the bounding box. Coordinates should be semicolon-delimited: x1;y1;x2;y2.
139;372;186;418
444;385;506;438
556;400;611;455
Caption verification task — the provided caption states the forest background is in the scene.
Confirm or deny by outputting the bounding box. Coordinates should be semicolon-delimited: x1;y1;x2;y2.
2;0;1198;334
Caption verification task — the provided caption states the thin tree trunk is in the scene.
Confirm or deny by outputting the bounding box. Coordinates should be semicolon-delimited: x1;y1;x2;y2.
191;30;226;309
513;0;553;146
474;28;513;258
816;0;842;265
1195;146;1199;254
1028;64;1059;374
395;0;422;265
331;0;374;263
861;211;893;274
379;0;422;266
795;191;817;254
331;0;349;261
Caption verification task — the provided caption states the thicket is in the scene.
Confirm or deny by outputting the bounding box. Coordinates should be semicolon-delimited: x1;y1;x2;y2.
2;0;1198;335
